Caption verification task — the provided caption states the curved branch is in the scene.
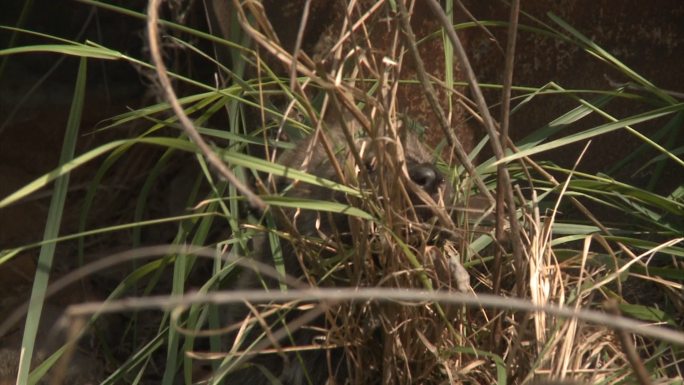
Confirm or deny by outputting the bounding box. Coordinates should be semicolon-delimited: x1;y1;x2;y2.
146;0;266;211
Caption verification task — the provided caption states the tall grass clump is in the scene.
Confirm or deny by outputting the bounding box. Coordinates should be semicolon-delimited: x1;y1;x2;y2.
0;1;682;385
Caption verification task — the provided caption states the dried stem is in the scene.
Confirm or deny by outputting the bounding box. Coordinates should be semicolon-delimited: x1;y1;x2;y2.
146;0;266;210
492;0;521;354
396;0;493;204
426;0;524;290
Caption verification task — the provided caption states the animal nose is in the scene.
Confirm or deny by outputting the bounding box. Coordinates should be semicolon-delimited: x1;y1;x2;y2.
409;163;443;194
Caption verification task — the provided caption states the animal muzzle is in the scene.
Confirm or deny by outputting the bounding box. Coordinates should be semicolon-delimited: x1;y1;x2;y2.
408;163;444;196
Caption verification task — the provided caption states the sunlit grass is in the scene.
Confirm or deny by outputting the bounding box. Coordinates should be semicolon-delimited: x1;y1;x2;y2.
0;2;682;385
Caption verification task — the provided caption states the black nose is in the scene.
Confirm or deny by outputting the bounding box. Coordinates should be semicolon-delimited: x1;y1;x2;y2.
409;163;442;194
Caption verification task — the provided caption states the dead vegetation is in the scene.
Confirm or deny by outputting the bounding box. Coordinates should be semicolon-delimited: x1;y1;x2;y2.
0;1;683;385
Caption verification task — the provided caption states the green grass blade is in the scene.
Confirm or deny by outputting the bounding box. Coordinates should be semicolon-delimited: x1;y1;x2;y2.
0;139;128;208
260;195;373;220
0;0;35;76
17;57;87;385
495;102;684;166
0;25;91;45
219;150;362;197
548;13;677;105
0;136;361;209
76;0;250;53
0;43;121;60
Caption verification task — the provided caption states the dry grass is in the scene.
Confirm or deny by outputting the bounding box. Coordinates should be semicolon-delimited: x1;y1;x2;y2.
1;1;682;385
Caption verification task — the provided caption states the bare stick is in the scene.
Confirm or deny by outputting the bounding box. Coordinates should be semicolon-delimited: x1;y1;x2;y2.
0;244;306;339
65;287;684;347
290;0;312;92
492;0;522;353
146;0;266;210
426;0;524;282
396;0;493;203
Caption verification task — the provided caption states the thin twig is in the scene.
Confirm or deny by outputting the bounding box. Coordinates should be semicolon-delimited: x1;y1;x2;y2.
494;0;521;294
425;0;524;287
290;0;312;92
232;0;385;123
396;0;493;203
0;244;306;339
7;242;682;348
65;286;684;347
492;0;522;353
454;0;505;56
146;0;266;210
